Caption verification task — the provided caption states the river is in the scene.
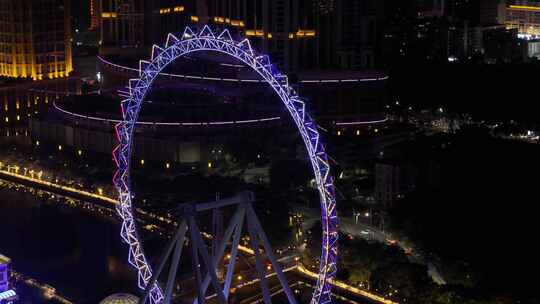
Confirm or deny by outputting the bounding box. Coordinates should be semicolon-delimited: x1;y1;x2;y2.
0;185;138;303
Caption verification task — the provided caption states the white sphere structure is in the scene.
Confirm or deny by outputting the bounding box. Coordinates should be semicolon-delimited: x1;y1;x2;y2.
100;293;139;304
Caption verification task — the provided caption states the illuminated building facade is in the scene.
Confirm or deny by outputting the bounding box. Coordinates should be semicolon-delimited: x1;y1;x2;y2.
0;0;73;80
507;1;540;36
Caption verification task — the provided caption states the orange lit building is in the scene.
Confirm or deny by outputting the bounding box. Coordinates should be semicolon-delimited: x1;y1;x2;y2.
507;2;540;36
0;0;73;80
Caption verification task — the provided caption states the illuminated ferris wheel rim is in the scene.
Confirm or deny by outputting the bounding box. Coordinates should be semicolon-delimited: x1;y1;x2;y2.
112;25;338;304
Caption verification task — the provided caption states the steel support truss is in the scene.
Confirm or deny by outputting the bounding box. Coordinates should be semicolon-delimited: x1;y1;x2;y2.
137;192;298;304
113;25;338;304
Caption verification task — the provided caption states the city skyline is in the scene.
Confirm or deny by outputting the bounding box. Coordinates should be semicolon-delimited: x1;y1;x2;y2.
1;1;540;304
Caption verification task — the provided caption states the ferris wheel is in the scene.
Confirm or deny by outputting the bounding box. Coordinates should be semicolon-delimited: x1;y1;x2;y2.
112;25;339;304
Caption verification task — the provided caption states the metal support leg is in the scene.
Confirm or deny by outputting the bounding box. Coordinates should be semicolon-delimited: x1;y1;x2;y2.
246;207;272;304
189;217;227;304
139;220;188;304
223;210;244;298
247;205;298;304
164;229;186;303
189;217;204;304
195;205;245;303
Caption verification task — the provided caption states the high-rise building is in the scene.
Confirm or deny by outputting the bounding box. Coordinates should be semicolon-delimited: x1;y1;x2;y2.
480;0;506;25
89;0;99;30
0;0;73;80
416;0;447;18
99;0;146;54
99;0;207;56
98;0;382;71
207;0;382;72
506;1;540;36
375;161;417;207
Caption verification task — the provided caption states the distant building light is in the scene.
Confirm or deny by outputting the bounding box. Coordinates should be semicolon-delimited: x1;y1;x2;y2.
448;56;458;62
508;5;540;12
101;12;117;18
246;30;264;37
230;19;244;27
173;6;184;12
190;16;199;22
159;8;171;14
296;29;316;37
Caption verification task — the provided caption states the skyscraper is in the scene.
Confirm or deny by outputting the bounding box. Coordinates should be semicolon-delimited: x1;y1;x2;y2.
99;0;207;56
0;0;73;80
89;0;99;30
207;0;382;72
480;0;506;26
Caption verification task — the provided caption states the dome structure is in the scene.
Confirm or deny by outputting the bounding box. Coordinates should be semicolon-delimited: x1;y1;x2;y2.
100;293;139;304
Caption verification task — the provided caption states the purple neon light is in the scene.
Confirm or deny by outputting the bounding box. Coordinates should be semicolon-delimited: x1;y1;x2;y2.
112;26;338;304
335;118;388;126
98;55;388;84
53;101;281;126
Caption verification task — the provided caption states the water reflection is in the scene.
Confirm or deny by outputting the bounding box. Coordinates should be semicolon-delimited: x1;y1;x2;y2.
0;187;137;303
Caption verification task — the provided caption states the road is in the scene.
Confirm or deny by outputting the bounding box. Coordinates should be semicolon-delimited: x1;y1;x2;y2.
291;204;446;285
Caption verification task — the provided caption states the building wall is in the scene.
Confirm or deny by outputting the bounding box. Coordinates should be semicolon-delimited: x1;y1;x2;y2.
29;118;206;163
0;0;72;80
